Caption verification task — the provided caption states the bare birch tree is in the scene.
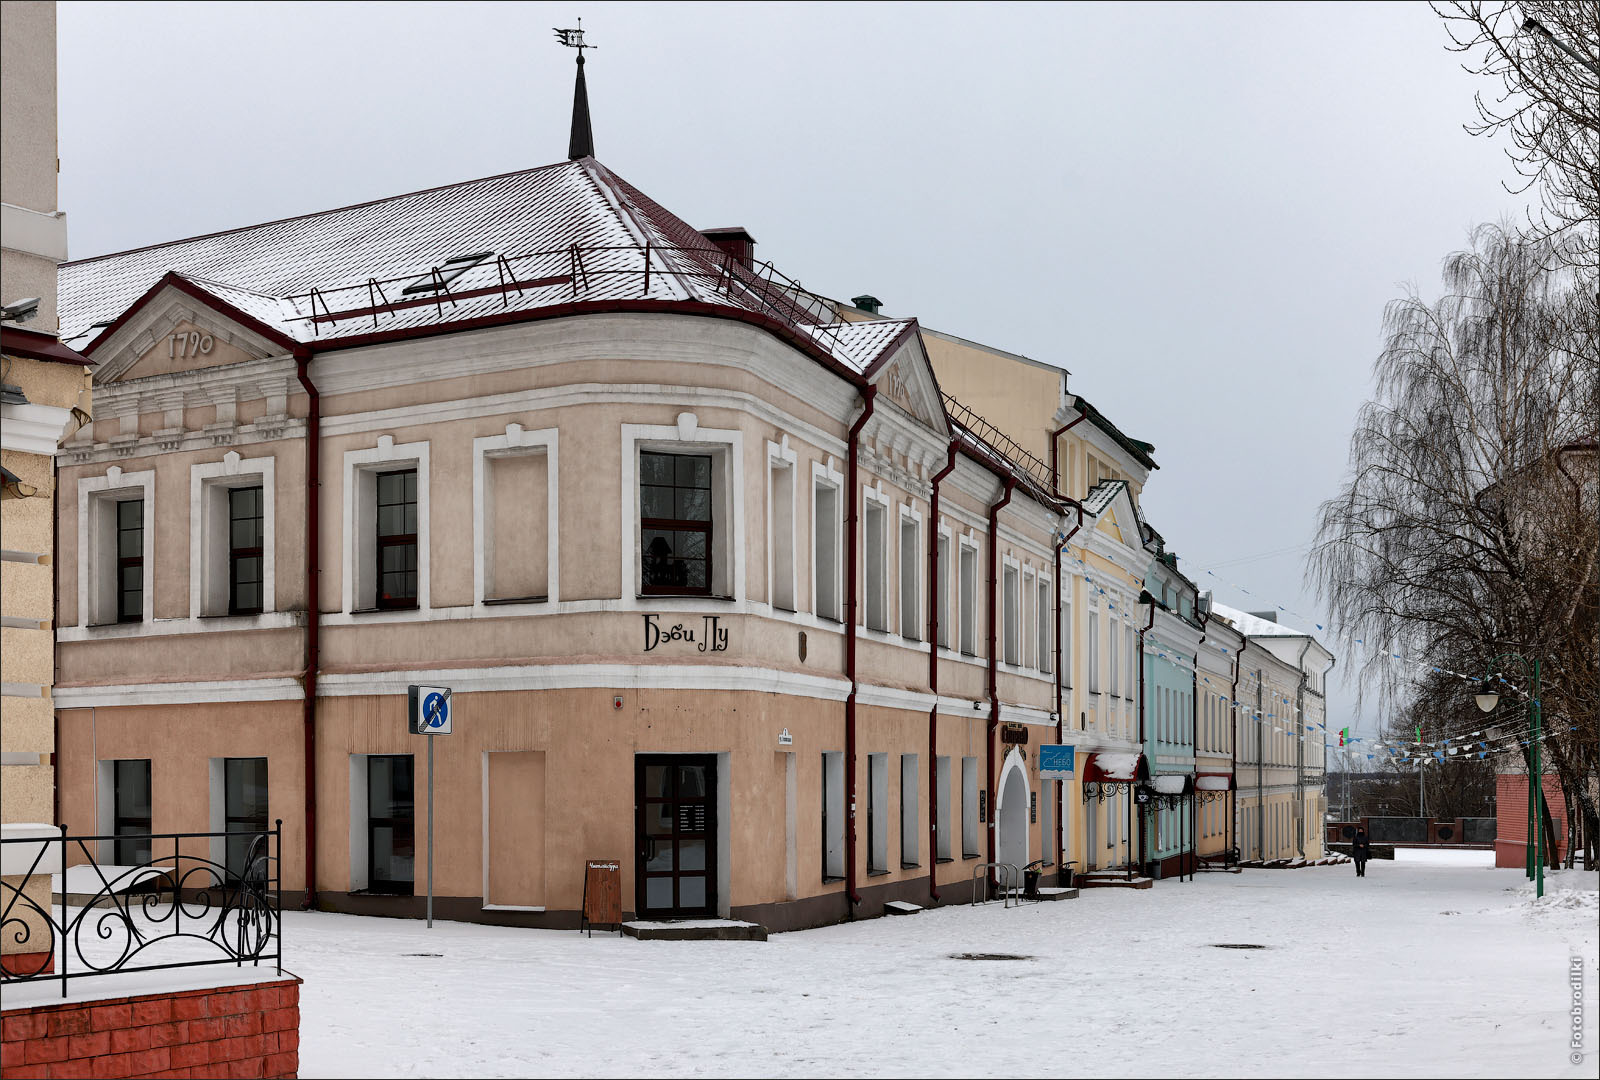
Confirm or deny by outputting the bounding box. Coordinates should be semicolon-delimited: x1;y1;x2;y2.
1310;223;1599;866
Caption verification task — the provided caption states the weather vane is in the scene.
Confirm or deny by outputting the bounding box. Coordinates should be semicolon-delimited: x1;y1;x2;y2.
553;18;595;56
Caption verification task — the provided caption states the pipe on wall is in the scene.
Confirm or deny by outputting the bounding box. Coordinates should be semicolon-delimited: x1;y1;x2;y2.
843;386;876;910
294;347;321;909
984;477;1015;875
1228;640;1241;863
1135;595;1155;876
1050;501;1083;874
925;441;958;902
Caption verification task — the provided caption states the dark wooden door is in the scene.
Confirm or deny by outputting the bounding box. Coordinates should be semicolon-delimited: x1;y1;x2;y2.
635;755;717;918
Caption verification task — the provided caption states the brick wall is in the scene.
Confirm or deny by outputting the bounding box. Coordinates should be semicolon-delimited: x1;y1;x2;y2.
0;976;300;1079
1495;773;1568;869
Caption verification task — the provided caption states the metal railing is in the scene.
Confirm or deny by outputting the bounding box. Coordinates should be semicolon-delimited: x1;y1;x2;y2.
970;861;1023;907
0;823;282;998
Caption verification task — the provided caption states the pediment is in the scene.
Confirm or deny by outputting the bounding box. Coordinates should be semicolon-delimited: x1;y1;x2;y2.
1086;481;1144;555
869;331;948;437
89;284;290;385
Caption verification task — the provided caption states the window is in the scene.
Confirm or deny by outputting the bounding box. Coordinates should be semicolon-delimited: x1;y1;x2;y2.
958;543;977;655
367;755;415;894
1037;578;1052;673
1060;588;1072;689
1088;609;1101;693
898;515;919;640
936;532;951;648
641;452;713;596
476;429;557;605
900;754;919;867
813;480;840;621
935;756;952;860
402;251;492;295
1002;564;1019;665
227;487;264;616
864;499;887;631
1041;779;1054;865
223;757;269;879
1125;625;1136;698
116;499;144;622
769;454;795;612
1107;611;1119;693
867;753;888;873
113;759;152;865
375;469;419;609
961;756;979;857
821;751;844;880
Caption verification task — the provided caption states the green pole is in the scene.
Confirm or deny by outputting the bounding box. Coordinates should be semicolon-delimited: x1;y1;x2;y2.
1532;659;1543;898
1526;728;1535;879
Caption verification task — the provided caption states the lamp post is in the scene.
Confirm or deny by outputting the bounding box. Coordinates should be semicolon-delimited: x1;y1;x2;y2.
1474;653;1545;898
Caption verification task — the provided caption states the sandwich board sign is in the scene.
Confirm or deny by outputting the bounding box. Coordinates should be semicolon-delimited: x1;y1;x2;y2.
1038;744;1075;781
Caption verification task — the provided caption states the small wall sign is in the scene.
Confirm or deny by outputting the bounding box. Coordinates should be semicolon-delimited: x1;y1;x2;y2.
643;613;730;653
778;728;793;746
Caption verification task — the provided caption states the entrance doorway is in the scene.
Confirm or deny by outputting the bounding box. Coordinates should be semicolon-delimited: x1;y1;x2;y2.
997;758;1029;872
635;755;717;918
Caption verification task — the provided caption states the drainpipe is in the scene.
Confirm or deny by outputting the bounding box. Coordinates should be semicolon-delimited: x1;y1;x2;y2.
984;477;1015;875
843;386;876;910
1255;665;1265;862
1191;608;1208;883
1047;407;1086;878
926;441;958;902
1294;638;1311;859
1050;499;1084;874
1228;642;1241;863
294;347;321;909
1135;596;1155;879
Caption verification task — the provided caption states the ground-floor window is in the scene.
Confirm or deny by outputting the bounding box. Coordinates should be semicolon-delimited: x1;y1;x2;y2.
367;755;415;895
935;756;952;861
223;757;269;879
821;751;844;880
900;755;918;868
961;757;979;857
113;759;152;865
867;753;888;873
1041;779;1054;865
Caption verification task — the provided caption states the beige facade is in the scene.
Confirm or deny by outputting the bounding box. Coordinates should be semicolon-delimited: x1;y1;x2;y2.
3;0;91;974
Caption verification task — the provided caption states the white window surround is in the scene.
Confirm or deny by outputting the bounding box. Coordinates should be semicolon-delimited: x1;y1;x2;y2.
472;424;560;606
957;533;980;657
343;436;431;614
766;437;798;613
896;503;922;642
621;415;745;602
189;452;276;619
1001;555;1021;669
935;523;952;650
77;466;156;627
1036;574;1052;674
860;483;891;632
811;457;843;622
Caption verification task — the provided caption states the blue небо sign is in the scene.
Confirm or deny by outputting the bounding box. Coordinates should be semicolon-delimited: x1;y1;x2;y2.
1038;744;1074;780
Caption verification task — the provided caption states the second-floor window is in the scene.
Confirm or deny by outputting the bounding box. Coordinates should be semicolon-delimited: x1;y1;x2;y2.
376;469;418;609
641;451;712;596
117;499;144;623
228;486;264;616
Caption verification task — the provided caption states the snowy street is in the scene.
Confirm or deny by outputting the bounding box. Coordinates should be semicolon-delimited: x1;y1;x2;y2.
289;852;1599;1078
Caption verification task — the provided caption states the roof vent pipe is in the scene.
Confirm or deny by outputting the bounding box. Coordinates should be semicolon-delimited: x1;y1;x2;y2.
851;295;882;315
700;227;757;270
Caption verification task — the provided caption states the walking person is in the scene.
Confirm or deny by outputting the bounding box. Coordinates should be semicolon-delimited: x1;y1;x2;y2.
1351;827;1372;877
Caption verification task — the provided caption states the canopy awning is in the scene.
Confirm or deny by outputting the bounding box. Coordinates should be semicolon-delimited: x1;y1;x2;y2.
1151;774;1193;796
1195;773;1233;791
1;326;93;366
1081;752;1147;784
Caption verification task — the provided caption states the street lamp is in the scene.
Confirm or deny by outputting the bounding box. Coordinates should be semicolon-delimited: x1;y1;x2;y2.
1475;655;1545;898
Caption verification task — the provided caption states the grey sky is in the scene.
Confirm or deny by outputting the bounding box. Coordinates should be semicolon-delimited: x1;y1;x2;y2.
56;1;1534;736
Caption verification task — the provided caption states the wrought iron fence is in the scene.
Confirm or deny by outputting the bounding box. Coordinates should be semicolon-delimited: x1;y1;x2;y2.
1;823;282;998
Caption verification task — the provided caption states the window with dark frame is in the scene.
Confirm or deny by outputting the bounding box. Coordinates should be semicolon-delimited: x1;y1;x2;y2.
223;757;269;879
376;469;418;609
113;759;152;865
367;754;415;895
640;451;712;596
228;486;264;616
116;498;144;622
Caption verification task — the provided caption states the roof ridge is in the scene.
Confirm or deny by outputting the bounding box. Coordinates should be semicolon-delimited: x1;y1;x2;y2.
62;159;585;269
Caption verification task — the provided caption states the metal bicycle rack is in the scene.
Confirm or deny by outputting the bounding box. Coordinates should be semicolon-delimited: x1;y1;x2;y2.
970;862;1023;907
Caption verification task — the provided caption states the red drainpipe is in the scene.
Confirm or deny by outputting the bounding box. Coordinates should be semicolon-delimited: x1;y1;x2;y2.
843;386;876;910
1048;409;1087;872
984;477;1015;872
1191;608;1209;882
925;442;958;902
1135;594;1155;878
294;348;321;909
1227;635;1242;863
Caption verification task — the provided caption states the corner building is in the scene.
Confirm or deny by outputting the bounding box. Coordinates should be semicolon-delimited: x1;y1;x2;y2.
52;156;1073;929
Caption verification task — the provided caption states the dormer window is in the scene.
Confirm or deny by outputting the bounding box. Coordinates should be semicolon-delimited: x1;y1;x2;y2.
401;252;493;295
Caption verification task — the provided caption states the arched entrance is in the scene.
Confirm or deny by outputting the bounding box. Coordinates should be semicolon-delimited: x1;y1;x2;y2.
996;748;1030;873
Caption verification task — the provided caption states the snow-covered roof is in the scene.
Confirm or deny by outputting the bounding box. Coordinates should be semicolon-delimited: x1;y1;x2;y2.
59;157;907;377
1210;601;1302;638
1081;478;1127;517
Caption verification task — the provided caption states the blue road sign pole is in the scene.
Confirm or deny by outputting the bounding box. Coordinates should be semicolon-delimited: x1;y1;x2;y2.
427;733;434;928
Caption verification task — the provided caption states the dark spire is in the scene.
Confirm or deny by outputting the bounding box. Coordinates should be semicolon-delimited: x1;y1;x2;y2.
554;21;596;160
568;51;593;159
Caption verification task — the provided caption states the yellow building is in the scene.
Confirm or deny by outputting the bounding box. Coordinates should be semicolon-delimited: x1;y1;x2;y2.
2;0;92;977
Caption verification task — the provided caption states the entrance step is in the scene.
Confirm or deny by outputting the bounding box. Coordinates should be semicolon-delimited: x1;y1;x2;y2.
1076;873;1154;890
885;900;922;915
1033;887;1079;901
622;919;767;942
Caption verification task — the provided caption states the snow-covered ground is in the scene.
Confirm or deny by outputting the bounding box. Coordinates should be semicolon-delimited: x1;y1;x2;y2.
284;858;1595;1079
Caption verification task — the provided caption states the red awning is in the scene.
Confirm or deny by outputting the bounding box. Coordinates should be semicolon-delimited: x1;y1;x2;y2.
1081;752;1148;784
1196;773;1233;791
1;326;94;366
